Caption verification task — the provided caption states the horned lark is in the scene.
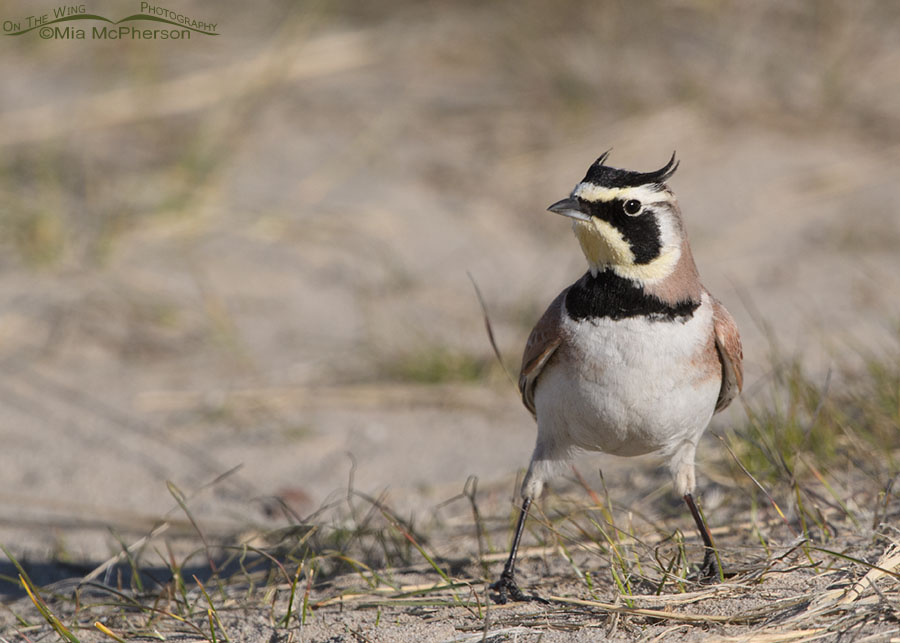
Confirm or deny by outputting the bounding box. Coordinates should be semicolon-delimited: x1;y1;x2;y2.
492;152;743;603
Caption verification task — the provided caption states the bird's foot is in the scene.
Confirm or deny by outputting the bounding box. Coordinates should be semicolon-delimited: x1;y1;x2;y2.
695;548;721;584
489;572;547;604
490;571;528;604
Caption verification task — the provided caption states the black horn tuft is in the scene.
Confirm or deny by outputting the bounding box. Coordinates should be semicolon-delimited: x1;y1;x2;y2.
591;149;612;168
581;152;679;189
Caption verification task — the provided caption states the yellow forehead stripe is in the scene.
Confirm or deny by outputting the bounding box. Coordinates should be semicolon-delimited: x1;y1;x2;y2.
572;182;667;205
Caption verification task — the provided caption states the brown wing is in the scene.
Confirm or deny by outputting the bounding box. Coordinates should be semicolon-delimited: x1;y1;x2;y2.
519;289;568;416
711;295;743;413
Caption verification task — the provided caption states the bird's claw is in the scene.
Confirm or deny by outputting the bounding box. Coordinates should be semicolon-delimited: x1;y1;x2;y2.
490;571;528;604
490;572;547;604
696;548;721;583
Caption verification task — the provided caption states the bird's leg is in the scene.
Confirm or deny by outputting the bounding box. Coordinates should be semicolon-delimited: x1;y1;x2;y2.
490;496;533;603
683;493;720;582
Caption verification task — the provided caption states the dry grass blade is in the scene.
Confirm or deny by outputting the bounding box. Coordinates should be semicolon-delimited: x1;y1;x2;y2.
81;522;170;584
166;481;217;574
625;586;741;606
715;433;796;535
313;582;471;608
833;543;900;603
717;630;825;643
18;574;80;642
786;542;900;624
194;576;231;643
547;595;764;624
94;621;128;642
467;272;516;388
379;509;464;606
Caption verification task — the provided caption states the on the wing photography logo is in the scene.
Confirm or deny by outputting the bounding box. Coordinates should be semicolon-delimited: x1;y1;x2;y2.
3;3;218;40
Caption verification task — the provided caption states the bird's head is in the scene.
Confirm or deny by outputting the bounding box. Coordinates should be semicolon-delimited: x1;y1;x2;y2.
548;152;686;284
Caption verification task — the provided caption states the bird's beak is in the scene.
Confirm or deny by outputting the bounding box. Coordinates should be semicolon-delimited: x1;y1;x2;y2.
547;197;591;222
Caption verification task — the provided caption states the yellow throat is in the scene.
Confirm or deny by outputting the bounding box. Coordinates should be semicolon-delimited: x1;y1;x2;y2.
572;218;680;283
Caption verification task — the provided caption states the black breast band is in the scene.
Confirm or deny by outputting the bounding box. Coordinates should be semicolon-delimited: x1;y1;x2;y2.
565;270;699;322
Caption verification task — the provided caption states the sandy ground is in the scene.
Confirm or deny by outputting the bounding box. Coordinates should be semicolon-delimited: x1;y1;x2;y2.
1;1;900;640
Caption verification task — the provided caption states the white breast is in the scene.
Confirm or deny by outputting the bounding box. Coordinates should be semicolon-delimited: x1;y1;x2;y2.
533;293;721;460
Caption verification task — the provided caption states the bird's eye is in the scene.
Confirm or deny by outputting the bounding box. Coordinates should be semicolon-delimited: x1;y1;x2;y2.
623;199;642;216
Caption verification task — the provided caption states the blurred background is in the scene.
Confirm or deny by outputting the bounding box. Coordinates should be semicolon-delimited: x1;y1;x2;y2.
1;0;899;564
